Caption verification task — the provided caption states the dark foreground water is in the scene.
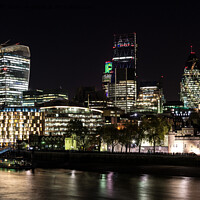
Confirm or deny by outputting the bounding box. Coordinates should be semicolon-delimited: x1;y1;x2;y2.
0;168;200;200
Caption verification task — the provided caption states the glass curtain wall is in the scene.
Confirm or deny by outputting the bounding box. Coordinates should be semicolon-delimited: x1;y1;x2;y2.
0;45;30;107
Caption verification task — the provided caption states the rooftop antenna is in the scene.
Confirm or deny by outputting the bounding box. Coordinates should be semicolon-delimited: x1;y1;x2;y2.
88;94;90;108
1;40;10;47
190;45;195;54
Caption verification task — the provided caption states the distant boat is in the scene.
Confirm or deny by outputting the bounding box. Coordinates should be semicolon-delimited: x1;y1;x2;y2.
0;158;33;170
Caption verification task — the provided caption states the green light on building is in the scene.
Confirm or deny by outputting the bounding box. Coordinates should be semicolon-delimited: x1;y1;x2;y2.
105;61;112;73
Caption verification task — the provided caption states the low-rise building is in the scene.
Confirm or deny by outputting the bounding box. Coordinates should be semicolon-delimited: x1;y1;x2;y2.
40;104;103;136
168;128;200;155
0;107;44;147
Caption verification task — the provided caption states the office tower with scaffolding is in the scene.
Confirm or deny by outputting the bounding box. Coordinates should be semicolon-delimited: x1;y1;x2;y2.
0;44;30;107
108;33;137;113
180;46;200;109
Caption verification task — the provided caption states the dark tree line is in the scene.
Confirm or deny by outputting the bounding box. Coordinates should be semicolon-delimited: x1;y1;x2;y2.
66;115;171;153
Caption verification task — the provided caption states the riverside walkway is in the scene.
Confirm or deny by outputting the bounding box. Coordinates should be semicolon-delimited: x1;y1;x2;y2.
0;147;11;154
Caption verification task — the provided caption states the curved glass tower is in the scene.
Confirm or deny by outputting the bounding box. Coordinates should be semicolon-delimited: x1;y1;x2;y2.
0;44;30;106
180;50;200;109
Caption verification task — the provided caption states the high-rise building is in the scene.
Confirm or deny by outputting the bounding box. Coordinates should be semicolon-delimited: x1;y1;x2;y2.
136;80;164;113
108;79;136;113
180;47;200;109
0;44;30;107
74;86;113;109
102;61;113;97
107;33;137;113
23;88;68;107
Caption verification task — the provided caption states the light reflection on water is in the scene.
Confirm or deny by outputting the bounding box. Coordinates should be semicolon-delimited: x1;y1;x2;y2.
0;168;200;199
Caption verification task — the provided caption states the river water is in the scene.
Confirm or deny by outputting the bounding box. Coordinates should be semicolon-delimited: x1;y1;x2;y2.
0;168;200;200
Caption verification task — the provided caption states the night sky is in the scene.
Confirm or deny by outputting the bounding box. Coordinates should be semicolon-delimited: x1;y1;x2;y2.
1;1;200;100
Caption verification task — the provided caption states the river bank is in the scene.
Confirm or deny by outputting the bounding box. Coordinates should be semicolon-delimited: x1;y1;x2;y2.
9;151;200;177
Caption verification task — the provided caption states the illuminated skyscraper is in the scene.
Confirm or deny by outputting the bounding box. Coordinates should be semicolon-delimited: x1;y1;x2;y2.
180;47;200;109
108;33;137;113
136;80;164;113
102;61;113;97
0;44;30;106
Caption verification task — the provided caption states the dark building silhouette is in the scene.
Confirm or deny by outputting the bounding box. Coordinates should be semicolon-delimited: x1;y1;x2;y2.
74;86;113;109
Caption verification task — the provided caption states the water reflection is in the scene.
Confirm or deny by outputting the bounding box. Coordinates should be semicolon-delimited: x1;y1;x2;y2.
138;174;150;200
175;177;190;199
0;168;200;199
99;172;115;197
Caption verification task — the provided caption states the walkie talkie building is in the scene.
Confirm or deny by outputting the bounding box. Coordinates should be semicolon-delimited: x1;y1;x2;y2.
0;44;30;107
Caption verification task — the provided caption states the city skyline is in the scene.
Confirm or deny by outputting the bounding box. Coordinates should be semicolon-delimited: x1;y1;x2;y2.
1;2;200;101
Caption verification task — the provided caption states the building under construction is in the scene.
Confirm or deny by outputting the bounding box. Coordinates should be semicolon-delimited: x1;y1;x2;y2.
107;33;137;113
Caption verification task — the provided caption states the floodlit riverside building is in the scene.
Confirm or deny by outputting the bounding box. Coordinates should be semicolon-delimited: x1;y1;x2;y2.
40;105;103;136
168;128;200;155
0;44;30;106
0;107;44;147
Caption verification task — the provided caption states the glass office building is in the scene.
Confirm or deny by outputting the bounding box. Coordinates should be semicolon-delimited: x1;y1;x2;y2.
136;81;164;113
0;44;30;107
180;50;200;109
102;61;113;97
108;33;137;113
109;80;136;113
23;88;68;107
40;106;103;136
0;107;44;147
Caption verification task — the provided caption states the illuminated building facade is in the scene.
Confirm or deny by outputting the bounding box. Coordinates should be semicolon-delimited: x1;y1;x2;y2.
23;88;68;107
0;44;30;107
108;79;136;113
163;101;194;131
107;33;137;113
136;81;164;113
0;107;44;147
168;128;200;155
40;106;103;136
180;49;200;109
29;135;65;150
163;101;184;112
102;61;113;97
103;107;122;125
